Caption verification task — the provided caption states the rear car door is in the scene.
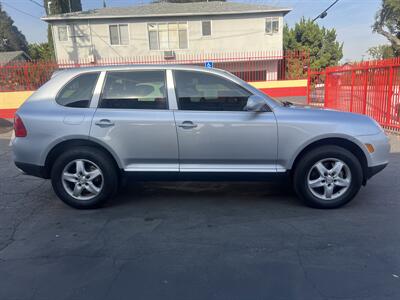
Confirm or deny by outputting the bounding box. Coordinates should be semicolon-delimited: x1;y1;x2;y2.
172;70;278;172
90;69;179;171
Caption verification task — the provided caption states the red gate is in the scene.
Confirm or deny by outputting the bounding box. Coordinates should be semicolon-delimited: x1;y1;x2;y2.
308;58;400;132
307;69;326;106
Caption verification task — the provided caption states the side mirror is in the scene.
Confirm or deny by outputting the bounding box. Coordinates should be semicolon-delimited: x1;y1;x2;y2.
244;95;267;112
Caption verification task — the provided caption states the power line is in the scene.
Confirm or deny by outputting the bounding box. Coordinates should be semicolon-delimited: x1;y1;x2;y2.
312;0;340;22
28;0;44;8
1;1;41;19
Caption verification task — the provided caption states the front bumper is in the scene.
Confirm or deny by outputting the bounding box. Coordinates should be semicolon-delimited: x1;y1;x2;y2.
356;131;390;169
367;163;388;180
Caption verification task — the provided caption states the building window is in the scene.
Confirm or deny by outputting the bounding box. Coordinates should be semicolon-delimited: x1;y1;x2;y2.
109;24;129;45
58;26;68;41
202;21;211;36
148;22;188;50
265;17;279;34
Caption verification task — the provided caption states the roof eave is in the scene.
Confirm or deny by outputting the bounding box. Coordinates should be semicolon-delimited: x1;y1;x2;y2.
41;8;292;22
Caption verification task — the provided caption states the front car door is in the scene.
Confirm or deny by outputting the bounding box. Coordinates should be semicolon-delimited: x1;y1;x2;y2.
172;69;278;173
90;69;179;171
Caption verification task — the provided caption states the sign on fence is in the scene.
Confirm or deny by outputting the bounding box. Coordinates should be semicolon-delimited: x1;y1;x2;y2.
204;61;214;68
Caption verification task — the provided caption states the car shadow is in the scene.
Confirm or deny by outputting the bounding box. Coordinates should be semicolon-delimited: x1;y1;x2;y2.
110;180;299;209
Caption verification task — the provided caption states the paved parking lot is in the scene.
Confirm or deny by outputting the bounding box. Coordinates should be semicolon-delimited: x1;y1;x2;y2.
1;122;400;300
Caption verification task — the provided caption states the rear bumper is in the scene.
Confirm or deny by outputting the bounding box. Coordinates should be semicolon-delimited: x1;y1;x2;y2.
367;163;387;180
15;162;49;179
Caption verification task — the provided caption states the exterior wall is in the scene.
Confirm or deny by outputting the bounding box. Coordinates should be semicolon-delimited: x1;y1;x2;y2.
50;13;284;62
0;91;34;118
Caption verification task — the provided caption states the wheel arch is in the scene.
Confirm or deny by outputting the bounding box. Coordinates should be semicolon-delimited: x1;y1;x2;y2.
43;138;123;178
290;137;369;184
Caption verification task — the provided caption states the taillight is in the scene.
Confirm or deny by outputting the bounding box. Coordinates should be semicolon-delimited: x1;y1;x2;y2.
14;114;27;137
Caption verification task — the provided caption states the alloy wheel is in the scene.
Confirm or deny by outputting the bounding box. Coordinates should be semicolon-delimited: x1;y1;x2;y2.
61;159;104;201
307;158;352;201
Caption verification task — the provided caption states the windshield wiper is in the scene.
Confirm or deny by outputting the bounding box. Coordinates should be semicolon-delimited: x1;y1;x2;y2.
281;101;294;107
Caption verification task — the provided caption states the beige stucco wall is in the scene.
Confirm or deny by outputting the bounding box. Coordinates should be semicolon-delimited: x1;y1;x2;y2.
50;13;284;62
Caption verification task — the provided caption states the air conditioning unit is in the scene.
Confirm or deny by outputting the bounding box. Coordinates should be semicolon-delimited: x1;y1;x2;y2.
164;51;175;59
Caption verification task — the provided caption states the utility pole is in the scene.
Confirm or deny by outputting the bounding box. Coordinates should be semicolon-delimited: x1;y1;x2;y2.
47;0;52;14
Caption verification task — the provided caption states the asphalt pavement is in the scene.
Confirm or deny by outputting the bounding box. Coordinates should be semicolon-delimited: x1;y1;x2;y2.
1;123;400;300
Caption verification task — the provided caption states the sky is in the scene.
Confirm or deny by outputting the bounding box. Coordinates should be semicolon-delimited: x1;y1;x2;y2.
0;0;389;62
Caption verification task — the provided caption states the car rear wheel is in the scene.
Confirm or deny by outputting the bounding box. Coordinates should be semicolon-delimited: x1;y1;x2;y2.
51;147;119;209
293;145;363;209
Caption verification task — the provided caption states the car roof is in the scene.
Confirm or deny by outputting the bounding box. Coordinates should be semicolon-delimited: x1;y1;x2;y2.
58;64;228;76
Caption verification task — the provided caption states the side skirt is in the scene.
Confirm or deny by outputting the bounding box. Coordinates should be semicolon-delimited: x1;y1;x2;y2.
122;171;291;182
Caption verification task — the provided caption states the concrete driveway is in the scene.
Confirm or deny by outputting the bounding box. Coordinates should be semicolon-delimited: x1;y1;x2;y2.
1;123;400;300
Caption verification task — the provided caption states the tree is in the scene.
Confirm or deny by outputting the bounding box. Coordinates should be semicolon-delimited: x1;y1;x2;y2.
367;44;395;60
373;0;400;56
283;18;343;70
28;42;54;60
0;4;28;52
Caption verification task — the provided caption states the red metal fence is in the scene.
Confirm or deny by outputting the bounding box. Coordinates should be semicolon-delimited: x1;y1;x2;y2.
308;57;400;132
0;50;309;92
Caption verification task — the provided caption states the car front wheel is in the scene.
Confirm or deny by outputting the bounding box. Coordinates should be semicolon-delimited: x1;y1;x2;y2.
51;146;119;209
293;145;363;209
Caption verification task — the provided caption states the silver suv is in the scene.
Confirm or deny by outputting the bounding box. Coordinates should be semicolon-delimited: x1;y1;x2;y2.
11;65;390;209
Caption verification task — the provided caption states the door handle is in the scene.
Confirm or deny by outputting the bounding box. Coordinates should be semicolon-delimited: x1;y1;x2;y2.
95;119;114;128
178;121;198;129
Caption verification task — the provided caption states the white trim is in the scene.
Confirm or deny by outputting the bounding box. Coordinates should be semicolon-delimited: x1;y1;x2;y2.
124;164;179;172
166;69;178;110
89;71;106;108
42;9;292;21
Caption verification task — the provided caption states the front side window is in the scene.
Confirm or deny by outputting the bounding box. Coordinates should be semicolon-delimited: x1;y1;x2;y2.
265;17;279;34
148;22;188;50
100;71;167;110
56;72;100;108
109;24;129;45
174;71;252;111
58;26;68;41
202;21;211;36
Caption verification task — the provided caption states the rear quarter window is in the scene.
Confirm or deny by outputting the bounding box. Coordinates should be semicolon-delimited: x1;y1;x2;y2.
56;72;100;108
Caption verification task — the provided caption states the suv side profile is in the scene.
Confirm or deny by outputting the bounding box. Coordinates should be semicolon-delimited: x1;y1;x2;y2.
12;65;390;209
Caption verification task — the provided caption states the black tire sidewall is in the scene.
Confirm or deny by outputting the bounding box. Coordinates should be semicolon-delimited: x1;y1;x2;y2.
51;147;119;209
294;145;363;209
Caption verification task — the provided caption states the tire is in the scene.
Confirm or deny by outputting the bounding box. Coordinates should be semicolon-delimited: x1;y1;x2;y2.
50;146;119;209
293;145;363;209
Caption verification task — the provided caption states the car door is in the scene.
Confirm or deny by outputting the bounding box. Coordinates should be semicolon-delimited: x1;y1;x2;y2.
172;70;278;173
90;69;179;171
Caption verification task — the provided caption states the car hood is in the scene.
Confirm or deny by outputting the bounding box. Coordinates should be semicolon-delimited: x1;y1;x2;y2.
275;104;383;136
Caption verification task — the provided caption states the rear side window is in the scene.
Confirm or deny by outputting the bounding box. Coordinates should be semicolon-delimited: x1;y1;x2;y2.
56;72;100;108
99;71;167;110
174;70;252;111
